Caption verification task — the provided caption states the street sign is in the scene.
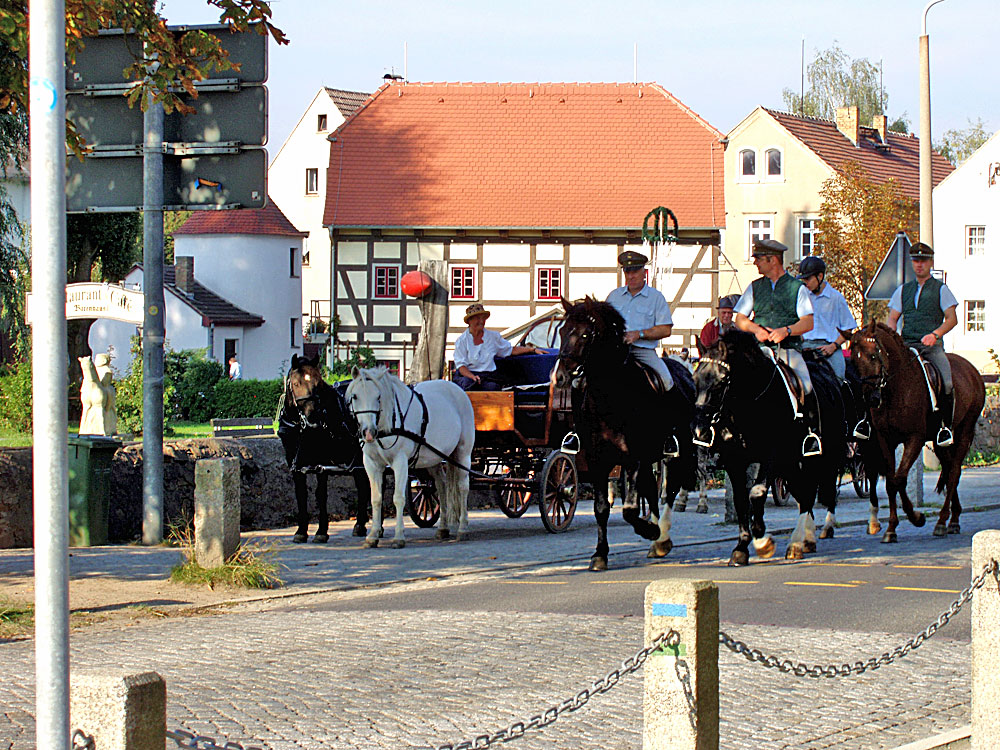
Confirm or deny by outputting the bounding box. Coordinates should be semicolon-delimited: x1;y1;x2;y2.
865;232;917;300
26;283;145;325
66;149;267;212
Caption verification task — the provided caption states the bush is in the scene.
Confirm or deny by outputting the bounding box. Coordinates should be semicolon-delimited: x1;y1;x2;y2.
0;358;32;431
115;336;175;434
165;349;224;421
212;378;283;419
328;346;376;379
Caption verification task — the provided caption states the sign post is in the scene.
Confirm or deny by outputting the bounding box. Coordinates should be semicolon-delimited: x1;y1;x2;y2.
865;232;916;301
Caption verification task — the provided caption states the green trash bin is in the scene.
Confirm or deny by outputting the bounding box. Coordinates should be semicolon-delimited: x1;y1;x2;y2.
67;435;121;547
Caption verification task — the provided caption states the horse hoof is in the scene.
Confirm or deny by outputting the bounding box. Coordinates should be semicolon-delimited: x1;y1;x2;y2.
819;527;834;540
785;544;805;560
948;523;961;535
352;524;367;538
589;556;609;572
868;521;882;536
728;550;750;567
391;539;406;549
647;539;673;558
435;528;451;541
803;539;817;553
755;537;776;559
911;512;926;528
311;533;329;544
292;533;308;544
881;531;897;544
674;502;687;513
696;502;709;514
933;523;947;537
363;537;379;548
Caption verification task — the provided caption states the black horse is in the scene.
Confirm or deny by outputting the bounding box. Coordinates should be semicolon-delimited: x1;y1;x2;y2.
842;356;887;537
278;355;371;543
693;330;846;566
554;297;697;571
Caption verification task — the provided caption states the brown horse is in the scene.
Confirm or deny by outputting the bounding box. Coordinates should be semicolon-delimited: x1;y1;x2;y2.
844;321;985;542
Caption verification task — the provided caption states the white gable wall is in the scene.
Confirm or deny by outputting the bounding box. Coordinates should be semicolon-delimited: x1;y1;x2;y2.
932;130;1000;373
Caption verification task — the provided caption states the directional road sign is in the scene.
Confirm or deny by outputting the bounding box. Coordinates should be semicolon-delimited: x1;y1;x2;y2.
866;232;916;300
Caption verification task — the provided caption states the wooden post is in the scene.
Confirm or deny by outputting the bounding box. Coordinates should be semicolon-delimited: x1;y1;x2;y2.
194;457;240;568
407;259;448;384
972;530;1000;750
70;669;166;750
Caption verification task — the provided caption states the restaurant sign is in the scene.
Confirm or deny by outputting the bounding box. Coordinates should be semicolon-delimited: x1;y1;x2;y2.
26;283;144;325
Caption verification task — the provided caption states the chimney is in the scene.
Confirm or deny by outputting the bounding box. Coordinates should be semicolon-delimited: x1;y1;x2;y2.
175;256;195;296
835;106;860;146
873;114;888;143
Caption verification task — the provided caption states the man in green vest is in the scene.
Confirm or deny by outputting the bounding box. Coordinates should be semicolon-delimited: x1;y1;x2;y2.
886;242;958;447
733;238;821;455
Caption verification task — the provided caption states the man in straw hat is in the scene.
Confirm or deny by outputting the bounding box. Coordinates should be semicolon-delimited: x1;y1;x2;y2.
452;303;539;391
733;238;822;455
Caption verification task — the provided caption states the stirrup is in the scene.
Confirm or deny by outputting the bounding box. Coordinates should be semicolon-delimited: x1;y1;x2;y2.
936;426;954;448
560;431;581;455
852;420;870;441
692;425;715;449
802;431;823;457
664;435;681;459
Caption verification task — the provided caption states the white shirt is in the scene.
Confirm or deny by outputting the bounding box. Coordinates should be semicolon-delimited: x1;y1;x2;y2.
229;360;242;380
803;282;857;342
454;328;512;372
605;283;673;349
888;280;958;315
733;276;814;320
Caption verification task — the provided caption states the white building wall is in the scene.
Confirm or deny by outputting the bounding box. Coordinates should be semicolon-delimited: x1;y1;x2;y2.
933;130;1000;373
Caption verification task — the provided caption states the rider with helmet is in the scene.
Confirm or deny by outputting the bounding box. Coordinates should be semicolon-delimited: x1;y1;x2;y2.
886;242;959;447
733;238;822;456
797;256;857;382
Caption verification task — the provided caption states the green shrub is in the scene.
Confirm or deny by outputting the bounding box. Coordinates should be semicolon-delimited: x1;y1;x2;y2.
165;349;224;421
212;378;283;419
0;358;32;431
328;346;376;379
115;336;174;434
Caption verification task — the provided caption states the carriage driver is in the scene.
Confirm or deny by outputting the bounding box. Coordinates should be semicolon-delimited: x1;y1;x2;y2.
733;238;822;456
797;256;857;382
886;242;958;447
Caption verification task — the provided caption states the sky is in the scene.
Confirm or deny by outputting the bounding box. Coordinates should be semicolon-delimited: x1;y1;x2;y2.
159;0;1000;158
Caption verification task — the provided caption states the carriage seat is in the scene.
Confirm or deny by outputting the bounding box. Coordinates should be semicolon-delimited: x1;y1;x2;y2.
492;350;558;390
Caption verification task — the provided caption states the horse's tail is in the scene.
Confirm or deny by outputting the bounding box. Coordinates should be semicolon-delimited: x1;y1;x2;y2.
935;470;947;495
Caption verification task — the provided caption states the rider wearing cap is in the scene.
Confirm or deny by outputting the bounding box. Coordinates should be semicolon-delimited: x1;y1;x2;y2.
733;238;822;455
886;242;958;447
797;256;857;382
699;294;738;349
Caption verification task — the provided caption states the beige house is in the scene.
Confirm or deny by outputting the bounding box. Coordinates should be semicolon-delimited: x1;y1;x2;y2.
723;106;954;295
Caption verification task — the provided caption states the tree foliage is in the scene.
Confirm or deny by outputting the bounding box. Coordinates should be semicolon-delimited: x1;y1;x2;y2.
816;161;919;325
935;117;992;166
782;42;907;131
0;105;28;359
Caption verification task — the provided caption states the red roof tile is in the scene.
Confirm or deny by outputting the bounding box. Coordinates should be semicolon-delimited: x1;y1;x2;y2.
324;88;370;119
174;199;306;237
765;109;954;199
323;82;725;230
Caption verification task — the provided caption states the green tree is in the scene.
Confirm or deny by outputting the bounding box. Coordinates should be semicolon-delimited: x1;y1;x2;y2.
0;109;28;359
935;117;992;166
816;161;919;325
782;42;907;129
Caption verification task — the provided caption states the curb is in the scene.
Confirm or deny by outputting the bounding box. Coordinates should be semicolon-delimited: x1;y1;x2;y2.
889;725;970;750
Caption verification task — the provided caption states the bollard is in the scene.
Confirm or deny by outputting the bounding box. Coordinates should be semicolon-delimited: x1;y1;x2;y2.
70;669;165;750
971;530;1000;750
194;457;241;568
644;579;719;750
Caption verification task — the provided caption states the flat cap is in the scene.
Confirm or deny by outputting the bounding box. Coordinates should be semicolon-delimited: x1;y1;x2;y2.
909;242;934;259
617;250;649;269
751;238;788;257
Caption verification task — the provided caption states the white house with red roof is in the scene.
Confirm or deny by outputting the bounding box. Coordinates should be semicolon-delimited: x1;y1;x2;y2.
321;80;726;374
89;200;304;380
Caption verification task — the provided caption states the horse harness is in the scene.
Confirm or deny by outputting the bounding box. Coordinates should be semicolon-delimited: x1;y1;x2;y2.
857;336;942;412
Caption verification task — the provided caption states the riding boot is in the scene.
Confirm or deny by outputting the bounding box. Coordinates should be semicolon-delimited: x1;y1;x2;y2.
800;390;822;457
936;391;955;447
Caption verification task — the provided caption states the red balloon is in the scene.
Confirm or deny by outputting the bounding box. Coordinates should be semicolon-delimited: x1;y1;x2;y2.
401;270;433;298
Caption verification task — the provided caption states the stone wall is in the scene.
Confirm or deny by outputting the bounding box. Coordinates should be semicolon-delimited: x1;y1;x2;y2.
973;385;1000;456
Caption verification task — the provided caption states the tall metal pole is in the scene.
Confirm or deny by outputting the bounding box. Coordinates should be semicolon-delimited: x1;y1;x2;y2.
919;0;946;247
29;0;70;747
141;95;165;545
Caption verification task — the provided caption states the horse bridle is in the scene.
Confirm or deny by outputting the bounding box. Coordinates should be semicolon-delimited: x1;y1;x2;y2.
556;318;593;381
692;357;731;448
855;335;891;405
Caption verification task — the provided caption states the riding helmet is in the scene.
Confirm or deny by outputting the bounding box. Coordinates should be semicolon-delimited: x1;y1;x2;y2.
797;255;827;279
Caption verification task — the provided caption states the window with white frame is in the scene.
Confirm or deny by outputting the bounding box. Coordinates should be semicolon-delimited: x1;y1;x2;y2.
798;218;817;259
450;265;477;299
966;300;986;332
765;148;783;178
740;149;756;178
747;217;772;259
373;265;400;299
377;359;400;376
536;267;563;300
302;248;310;267
305;168;319;195
967;226;985;256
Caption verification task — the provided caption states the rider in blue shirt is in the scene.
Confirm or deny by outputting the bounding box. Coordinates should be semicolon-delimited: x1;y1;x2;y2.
797;256;857;382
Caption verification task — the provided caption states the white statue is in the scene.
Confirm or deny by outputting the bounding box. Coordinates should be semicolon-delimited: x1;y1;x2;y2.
79;352;117;436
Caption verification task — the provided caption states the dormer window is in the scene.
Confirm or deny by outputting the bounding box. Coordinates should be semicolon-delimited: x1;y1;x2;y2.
766;148;783;178
740;149;756;177
317;114;328;131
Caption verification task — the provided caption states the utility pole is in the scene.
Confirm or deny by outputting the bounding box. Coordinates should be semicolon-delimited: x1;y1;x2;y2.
919;0;947;247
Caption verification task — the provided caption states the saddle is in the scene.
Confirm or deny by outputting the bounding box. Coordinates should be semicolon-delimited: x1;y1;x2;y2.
762;349;805;418
910;348;944;412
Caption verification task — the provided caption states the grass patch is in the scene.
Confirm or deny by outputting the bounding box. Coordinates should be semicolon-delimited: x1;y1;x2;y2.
965;449;1000;468
167;523;284;590
163;421;214;439
0;597;34;639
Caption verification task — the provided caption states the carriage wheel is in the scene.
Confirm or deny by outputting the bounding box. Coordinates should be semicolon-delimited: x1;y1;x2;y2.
407;472;441;528
497;468;534;518
771;476;790;506
539;452;578;533
852;453;870;499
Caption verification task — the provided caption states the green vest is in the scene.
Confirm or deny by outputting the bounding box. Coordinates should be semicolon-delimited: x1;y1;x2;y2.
900;277;944;344
752;274;803;349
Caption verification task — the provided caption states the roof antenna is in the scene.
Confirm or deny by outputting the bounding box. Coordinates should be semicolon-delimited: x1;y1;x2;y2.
633;42;637;83
404;41;408;82
800;36;805;117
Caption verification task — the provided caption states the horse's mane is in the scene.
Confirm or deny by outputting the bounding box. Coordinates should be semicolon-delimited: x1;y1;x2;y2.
563;296;626;342
359;366;398;434
717;328;765;362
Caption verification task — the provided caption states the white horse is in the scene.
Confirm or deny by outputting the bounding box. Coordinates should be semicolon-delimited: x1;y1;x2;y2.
346;366;476;548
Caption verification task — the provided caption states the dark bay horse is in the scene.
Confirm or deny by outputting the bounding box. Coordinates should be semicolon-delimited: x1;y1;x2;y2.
693;330;846;566
843;357;887;536
278;354;371;543
554;297;697;571
845;321;986;541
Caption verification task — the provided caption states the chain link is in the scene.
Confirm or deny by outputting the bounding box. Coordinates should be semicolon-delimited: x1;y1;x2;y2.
167;729;263;750
71;730;95;750
425;630;677;750
720;560;999;678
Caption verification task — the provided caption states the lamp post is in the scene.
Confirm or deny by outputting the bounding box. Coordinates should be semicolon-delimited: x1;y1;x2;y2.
919;0;947;247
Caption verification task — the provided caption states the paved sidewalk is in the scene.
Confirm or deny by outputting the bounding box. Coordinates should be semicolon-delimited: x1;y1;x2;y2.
2;466;998;749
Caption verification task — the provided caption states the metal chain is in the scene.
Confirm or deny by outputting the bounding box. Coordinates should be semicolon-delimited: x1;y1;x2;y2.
167;729;263;750
720;559;999;678
71;730;95;750
426;630;678;750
